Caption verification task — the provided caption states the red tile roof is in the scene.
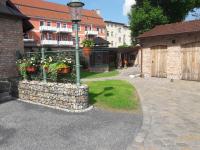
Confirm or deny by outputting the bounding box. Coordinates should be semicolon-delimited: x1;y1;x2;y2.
11;0;106;27
138;20;200;39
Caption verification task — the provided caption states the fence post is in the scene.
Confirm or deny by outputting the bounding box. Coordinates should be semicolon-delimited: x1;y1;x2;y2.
41;47;47;82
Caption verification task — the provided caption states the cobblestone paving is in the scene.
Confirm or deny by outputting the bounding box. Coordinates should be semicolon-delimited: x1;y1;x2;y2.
127;78;200;150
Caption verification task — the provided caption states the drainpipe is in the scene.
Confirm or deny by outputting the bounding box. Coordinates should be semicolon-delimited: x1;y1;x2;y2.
140;47;144;78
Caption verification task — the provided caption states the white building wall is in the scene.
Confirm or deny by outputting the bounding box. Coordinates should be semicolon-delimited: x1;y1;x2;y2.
105;21;132;48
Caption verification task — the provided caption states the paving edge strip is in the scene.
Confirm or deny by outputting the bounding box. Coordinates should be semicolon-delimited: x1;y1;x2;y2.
17;99;94;113
126;79;152;149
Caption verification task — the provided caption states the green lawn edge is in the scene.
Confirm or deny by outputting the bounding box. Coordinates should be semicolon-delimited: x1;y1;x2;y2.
81;70;119;79
86;80;140;112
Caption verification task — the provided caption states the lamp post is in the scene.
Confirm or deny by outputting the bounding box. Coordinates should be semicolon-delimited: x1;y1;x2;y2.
67;0;85;86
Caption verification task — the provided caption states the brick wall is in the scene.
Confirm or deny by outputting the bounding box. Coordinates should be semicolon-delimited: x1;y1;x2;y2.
0;0;7;5
0;15;24;79
139;32;200;79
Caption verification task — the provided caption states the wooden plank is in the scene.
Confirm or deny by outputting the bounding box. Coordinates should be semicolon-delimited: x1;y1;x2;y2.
151;46;167;78
181;42;200;81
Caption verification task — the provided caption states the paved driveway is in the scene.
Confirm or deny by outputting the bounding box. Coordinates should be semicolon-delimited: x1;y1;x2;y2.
128;78;200;150
0;100;142;150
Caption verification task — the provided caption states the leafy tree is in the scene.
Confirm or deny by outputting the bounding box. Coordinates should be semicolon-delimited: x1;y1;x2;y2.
129;0;200;41
129;0;168;38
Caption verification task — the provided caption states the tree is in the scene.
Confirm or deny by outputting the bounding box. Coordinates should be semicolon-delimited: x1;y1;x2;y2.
135;0;200;22
129;0;168;39
129;0;200;41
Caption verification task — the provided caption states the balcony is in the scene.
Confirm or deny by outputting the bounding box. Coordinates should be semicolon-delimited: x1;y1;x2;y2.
41;40;58;45
23;38;34;42
85;30;98;35
57;27;73;33
39;26;57;32
58;41;74;46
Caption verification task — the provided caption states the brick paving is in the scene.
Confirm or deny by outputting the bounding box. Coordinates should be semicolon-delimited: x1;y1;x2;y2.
84;68;200;150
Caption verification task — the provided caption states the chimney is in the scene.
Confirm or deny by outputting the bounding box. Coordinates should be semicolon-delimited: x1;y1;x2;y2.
0;0;7;6
95;9;101;16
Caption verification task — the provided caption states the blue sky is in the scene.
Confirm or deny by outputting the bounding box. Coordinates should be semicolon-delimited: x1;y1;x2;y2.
46;0;198;24
46;0;130;24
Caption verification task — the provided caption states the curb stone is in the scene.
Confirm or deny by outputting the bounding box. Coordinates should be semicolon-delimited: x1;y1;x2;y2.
17;99;94;113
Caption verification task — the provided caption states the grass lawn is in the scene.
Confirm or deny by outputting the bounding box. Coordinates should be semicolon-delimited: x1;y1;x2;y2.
86;80;139;111
81;70;119;79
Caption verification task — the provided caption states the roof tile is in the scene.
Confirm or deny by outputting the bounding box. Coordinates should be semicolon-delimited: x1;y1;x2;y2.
138;20;200;38
11;0;105;27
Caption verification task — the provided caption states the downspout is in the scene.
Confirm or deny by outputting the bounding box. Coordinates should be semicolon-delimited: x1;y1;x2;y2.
140;47;143;78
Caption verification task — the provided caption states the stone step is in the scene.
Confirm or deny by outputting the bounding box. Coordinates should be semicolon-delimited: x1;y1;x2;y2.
0;81;11;93
0;92;13;102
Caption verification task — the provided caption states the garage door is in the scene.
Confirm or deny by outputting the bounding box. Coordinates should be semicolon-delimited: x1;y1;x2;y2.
181;42;200;81
151;45;167;78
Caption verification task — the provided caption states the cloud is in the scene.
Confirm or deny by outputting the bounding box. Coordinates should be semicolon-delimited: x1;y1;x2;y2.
123;0;136;16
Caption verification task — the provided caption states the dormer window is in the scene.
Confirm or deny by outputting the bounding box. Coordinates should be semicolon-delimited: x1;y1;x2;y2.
57;22;61;28
40;21;45;26
47;21;51;26
63;23;67;28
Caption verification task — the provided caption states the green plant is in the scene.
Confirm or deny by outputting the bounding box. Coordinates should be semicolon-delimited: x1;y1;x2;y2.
18;62;28;79
81;39;95;48
57;63;69;70
48;63;59;81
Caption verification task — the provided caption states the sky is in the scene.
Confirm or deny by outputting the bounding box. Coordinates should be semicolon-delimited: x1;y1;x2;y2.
46;0;135;25
46;0;198;24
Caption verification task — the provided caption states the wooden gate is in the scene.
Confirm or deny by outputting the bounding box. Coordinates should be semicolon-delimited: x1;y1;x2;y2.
181;42;200;81
151;45;167;78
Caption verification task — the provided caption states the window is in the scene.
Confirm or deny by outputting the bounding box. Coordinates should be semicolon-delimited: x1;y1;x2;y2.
40;21;45;26
78;25;81;31
107;31;109;37
57;22;61;28
62;23;67;28
111;31;113;37
97;27;99;32
111;41;113;46
119;37;121;42
47;21;51;26
85;26;88;31
47;33;53;40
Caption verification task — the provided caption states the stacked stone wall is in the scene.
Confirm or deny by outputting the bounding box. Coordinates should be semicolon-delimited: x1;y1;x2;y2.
18;81;89;110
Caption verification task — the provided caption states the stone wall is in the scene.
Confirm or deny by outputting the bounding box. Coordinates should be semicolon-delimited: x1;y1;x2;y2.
0;15;24;79
18;81;89;110
139;32;200;79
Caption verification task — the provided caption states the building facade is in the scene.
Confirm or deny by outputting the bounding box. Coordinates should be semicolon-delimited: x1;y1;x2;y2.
11;0;106;49
105;21;132;48
0;0;32;79
138;20;200;81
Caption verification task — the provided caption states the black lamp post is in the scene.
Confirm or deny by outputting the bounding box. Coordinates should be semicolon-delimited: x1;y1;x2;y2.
67;0;85;86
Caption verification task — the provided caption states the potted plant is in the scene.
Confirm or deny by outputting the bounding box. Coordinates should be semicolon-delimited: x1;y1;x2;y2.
57;63;70;74
81;39;95;57
26;57;38;73
41;56;53;73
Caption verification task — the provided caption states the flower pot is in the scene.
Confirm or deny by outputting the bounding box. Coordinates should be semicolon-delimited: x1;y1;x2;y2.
83;47;92;57
44;67;49;73
26;66;36;73
57;67;70;74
